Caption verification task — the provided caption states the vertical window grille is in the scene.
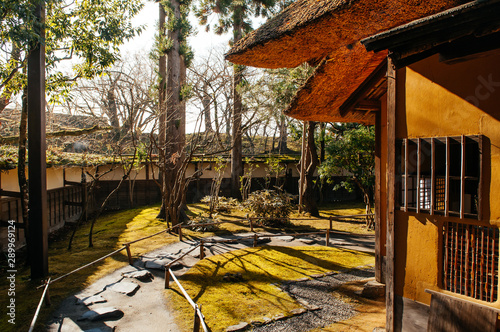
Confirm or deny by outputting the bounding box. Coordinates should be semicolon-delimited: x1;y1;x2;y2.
443;222;499;302
396;135;482;220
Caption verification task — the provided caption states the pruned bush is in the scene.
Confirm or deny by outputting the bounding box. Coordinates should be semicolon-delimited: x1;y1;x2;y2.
187;215;221;232
201;196;239;213
243;190;293;226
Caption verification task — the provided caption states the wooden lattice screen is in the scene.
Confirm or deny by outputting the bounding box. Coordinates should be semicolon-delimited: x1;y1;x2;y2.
443;222;499;302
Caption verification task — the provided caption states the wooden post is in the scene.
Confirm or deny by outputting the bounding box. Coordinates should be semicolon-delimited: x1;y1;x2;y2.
44;283;51;307
125;244;133;265
165;265;170;289
27;0;48;280
193;309;201;332
298;121;307;212
375;111;383;283
248;214;253;232
386;56;397;332
325;229;330;247
178;225;183;241
329;217;332;230
200;241;204;260
253;234;258;247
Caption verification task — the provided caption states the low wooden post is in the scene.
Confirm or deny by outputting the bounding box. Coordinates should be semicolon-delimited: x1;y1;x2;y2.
125;244;133;265
200;241;205;260
193;308;201;332
248;214;253;232
44;283;51;307
329;216;333;231
325;229;330;247
178;225;183;241
253;234;258;247
165;265;170;289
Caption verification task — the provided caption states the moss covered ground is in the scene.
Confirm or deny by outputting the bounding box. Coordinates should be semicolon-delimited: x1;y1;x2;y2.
165;246;374;332
0;201;372;331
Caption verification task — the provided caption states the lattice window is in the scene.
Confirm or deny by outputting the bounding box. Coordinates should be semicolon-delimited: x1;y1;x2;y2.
443;222;499;302
396;135;483;220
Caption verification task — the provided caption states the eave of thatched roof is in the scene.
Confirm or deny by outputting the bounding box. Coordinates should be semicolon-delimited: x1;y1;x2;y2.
284;43;387;124
226;0;468;69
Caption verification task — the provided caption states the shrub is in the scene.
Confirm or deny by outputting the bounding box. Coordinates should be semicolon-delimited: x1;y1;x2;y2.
243;190;293;226
187;215;221;232
201;196;239;213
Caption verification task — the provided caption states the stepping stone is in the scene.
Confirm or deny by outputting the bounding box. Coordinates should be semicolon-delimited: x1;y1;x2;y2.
299;238;315;244
257;237;271;244
144;259;171;270
122;270;154;281
280;236;295;242
78;307;123;321
108;281;140;295
290;308;307;315
76;295;107;306
310;273;325;278
57;317;84;332
226;322;249;331
361;280;385;299
273;314;285;321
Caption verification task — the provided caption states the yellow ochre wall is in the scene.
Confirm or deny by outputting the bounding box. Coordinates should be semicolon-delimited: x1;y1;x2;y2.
393;51;500;307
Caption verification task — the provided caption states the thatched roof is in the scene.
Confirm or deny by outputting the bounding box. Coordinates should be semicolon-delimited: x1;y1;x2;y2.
226;0;467;69
226;0;468;123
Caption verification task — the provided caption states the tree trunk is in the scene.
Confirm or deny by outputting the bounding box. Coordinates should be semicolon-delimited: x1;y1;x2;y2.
303;121;319;217
157;2;167;220
202;82;212;132
277;114;287;154
162;0;186;226
231;9;244;199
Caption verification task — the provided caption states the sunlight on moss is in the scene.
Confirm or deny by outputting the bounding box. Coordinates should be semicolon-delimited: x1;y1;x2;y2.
166;246;374;332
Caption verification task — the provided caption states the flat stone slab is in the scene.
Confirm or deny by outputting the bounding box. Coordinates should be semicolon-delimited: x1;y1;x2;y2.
57;317;85;332
298;238;316;244
226;322;249;331
290;308;307;315
257;237;271;244
280;236;295;242
122;270;154;281
76;295;107;306
361;280;385;299
108;281;140;295
78;307;124;321
144;259;171;270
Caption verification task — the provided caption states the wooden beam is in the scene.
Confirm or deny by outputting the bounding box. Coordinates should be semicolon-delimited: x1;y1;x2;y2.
431;138;435;215
417;138;421;213
354;99;382;112
339;60;387;116
386;57;397;332
478;135;484;221
445;137;450;217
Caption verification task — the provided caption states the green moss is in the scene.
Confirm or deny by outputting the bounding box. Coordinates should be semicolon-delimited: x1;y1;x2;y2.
166;246;374;332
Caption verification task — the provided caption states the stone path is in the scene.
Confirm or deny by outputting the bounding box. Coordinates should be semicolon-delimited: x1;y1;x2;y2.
46;231;374;332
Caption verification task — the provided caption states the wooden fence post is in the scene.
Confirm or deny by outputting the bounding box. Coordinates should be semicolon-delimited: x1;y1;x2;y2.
329;216;333;230
125;244;133;265
193;308;201;332
200;241;204;260
325;229;330;247
165;265;170;289
253;234;258;247
178;225;183;241
248;214;253;232
44;283;51;307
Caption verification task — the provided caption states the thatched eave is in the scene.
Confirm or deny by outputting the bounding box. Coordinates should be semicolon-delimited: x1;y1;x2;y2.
284;43;387;124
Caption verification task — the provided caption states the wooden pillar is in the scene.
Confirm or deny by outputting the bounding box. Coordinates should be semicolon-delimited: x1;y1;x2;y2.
375;111;383;283
386;57;397;332
125;244;133;265
27;0;48;279
298;121;307;211
164;265;170;289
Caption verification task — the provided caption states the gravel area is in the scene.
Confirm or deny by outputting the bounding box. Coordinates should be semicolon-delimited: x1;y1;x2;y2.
252;267;375;332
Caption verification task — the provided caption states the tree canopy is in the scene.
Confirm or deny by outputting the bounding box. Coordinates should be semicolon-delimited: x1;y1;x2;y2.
0;0;144;111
